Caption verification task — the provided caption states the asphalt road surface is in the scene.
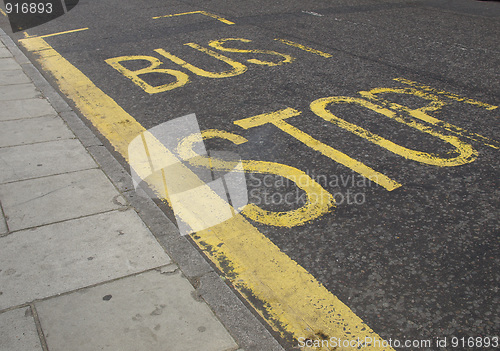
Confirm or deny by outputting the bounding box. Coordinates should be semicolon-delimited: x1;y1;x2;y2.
2;0;499;350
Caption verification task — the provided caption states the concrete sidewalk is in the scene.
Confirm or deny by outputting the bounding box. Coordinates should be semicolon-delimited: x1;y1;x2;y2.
0;32;282;351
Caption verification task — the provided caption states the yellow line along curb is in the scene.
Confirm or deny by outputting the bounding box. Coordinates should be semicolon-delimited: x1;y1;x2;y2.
19;35;395;351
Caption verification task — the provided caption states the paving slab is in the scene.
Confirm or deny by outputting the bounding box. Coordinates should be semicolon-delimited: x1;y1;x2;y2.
0;139;98;184
0;70;31;85
0;83;40;100
0;307;43;351
0;98;56;121
35;269;238;351
0;47;12;58
0;168;125;231
0;210;170;309
0;115;74;147
0;57;19;71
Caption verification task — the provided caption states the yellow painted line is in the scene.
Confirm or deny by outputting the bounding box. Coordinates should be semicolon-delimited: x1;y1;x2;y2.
275;38;332;58
311;97;478;167
394;77;498;110
105;54;190;94
18;28;89;39
19;35;394;351
0;8;7;17
153;10;235;25
235;108;402;191
359;87;500;150
155;45;247;78
38;27;89;38
209;38;295;67
176;129;334;228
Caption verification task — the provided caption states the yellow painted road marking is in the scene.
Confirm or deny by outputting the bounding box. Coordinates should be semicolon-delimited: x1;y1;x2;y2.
0;8;7;17
105;55;190;94
360;87;500;149
311;96;478;167
20;28;89;39
155;45;248;78
394;77;498;110
176;129;334;227
37;27;89;38
20;34;395;351
275;38;332;58
104;37;295;94
235;108;402;191
129;129;242;235
209;38;295;66
152;10;235;25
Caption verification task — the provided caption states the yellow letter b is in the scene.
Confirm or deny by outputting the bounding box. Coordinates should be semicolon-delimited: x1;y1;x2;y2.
105;55;190;94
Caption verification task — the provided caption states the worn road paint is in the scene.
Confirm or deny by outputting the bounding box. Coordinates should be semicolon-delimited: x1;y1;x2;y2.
394;77;498;110
155;45;248;78
311;96;478;167
130;129;241;234
360;87;500;149
105;55;190;94
275;38;332;58
36;27;89;38
209;38;295;66
235;108;402;191
176;129;335;227
0;8;7;17
152;10;235;25
105;37;297;93
19;34;395;351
